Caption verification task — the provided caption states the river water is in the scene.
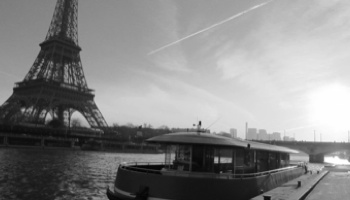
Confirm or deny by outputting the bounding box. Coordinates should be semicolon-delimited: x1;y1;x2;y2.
0;148;163;200
1;148;349;200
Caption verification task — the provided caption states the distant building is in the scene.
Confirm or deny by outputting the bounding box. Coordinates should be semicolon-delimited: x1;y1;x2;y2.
230;128;237;138
283;136;295;141
246;128;257;140
271;132;282;141
258;129;268;140
245;128;282;141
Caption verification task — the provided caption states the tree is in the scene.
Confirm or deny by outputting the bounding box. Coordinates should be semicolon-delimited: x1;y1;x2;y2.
125;123;135;128
71;118;82;127
158;125;169;130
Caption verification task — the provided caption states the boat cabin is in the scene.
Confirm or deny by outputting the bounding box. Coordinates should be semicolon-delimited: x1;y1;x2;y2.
108;131;303;200
147;132;297;174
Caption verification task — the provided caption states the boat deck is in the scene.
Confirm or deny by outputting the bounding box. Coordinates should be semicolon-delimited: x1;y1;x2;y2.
251;170;328;200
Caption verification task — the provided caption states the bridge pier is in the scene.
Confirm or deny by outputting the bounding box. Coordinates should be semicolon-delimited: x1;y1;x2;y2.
309;153;324;163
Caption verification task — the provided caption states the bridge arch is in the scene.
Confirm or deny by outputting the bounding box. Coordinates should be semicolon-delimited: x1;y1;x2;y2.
255;141;350;163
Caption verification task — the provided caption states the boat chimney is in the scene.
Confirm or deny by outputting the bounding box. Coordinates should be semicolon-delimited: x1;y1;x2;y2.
197;121;202;134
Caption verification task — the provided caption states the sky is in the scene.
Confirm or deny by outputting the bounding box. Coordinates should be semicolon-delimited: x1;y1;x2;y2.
1;0;350;142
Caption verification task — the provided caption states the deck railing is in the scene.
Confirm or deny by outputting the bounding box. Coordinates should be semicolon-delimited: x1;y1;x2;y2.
119;162;304;179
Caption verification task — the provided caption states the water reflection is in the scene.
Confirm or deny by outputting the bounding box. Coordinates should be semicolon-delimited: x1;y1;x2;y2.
290;153;350;165
324;156;350;165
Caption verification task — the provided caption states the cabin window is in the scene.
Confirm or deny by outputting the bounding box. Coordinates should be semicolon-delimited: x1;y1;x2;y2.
164;145;176;169
280;153;290;167
276;153;281;168
214;149;220;164
230;148;257;174
235;149;244;167
172;145;192;171
215;148;234;173
220;149;233;164
192;145;214;172
269;152;277;170
256;151;269;172
244;150;254;167
203;148;214;172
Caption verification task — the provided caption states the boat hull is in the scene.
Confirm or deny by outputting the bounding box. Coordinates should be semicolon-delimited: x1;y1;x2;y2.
109;165;304;200
107;187;133;200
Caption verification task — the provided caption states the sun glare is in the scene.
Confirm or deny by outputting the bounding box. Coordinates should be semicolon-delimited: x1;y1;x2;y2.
308;84;350;131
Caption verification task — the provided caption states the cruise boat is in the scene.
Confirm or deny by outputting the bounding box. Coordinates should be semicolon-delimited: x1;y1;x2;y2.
107;129;304;200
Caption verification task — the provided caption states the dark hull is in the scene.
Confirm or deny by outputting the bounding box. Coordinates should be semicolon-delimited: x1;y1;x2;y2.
107;186;149;200
107;187;128;200
108;165;304;200
107;187;120;200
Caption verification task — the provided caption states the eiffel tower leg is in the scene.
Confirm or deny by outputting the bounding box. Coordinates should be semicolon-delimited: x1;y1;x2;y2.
34;106;47;124
0;94;24;124
2;93;49;125
50;106;65;127
77;100;108;128
58;105;65;126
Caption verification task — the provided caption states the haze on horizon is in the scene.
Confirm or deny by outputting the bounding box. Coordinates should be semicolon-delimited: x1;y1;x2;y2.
1;0;350;142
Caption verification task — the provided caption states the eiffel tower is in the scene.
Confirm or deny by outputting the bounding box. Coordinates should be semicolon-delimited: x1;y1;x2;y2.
0;0;108;129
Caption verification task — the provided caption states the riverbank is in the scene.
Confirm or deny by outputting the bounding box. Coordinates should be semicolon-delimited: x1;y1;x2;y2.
251;169;328;200
0;133;162;153
0;144;163;154
252;164;350;200
305;170;350;200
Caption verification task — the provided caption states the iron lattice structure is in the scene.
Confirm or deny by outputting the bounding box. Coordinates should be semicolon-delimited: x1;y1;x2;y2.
0;0;108;128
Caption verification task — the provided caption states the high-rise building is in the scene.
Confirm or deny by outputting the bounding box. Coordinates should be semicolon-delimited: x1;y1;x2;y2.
230;128;237;138
246;128;257;140
283;136;295;141
258;129;268;140
271;132;282;141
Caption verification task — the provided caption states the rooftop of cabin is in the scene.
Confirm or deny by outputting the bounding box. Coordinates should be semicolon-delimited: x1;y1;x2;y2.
147;132;299;154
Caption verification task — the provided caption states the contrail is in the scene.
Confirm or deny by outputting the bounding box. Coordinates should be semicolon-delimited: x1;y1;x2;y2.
148;0;274;55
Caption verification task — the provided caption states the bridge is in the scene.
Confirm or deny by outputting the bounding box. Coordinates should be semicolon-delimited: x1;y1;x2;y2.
255;140;350;163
